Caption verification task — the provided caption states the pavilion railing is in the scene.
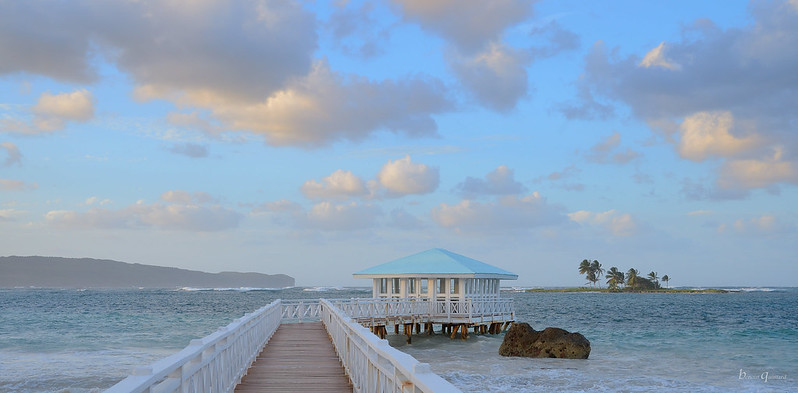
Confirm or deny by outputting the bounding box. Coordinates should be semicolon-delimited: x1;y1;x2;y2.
330;297;514;323
320;299;462;393
281;299;322;322
104;300;282;393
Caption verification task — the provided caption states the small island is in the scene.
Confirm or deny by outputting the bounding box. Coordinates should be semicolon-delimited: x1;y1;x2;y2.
523;259;728;293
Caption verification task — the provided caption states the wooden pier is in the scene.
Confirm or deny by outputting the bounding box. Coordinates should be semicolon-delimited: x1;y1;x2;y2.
235;322;352;393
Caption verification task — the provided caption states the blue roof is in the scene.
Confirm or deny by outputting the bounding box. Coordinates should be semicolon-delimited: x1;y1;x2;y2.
353;248;518;279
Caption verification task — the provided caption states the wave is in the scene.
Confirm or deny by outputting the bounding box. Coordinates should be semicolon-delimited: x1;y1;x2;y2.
176;287;289;292
302;286;370;292
725;287;782;292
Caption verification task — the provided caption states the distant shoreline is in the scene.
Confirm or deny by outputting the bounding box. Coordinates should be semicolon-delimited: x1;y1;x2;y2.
518;287;730;293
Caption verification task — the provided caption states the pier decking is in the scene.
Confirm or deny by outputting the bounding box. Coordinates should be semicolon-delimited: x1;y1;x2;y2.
235;322;351;393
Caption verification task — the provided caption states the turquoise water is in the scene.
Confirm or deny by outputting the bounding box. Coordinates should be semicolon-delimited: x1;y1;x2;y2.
1;288;796;392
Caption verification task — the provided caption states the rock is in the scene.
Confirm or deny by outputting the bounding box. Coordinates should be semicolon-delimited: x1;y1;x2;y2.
498;322;590;359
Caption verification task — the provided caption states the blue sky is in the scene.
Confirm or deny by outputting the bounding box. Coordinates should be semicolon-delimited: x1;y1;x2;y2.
1;0;796;287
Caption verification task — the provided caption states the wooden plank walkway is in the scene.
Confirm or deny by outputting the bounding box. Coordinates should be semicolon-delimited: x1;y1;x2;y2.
235;322;352;393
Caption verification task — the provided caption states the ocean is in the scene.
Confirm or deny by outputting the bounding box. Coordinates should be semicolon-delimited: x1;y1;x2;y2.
1;287;795;392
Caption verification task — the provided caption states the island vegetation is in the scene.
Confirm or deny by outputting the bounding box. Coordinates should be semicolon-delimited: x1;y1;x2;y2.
524;259;727;293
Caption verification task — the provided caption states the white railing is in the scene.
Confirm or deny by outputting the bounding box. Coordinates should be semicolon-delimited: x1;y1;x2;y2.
281;300;321;322
320;299;461;393
105;300;282;393
330;297;514;323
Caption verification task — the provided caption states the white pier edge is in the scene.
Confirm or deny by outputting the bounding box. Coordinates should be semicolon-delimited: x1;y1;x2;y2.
106;298;467;393
320;299;461;393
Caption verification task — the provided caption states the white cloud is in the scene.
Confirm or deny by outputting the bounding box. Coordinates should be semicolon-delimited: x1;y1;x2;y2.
47;192;239;231
0;209;26;222
388;208;426;230
677;111;759;161
160;190;216;204
85;196;111;206
638;42;681;70
307;201;381;231
568;209;639;236
586;131;641;164
169;143;209;158
450;43;529;111
391;0;532;53
258;200;381;232
1;142;22;166
456;165;526;197
0;179;37;191
392;0;534;112
432;192;566;231
574;1;798;191
717;148;798;190
171;60;452;147
718;215;795;235
2;89;95;134
301;170;367;200
377;155;440;197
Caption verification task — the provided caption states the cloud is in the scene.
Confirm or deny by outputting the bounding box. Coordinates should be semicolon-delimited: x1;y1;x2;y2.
568;209;639;236
432;192;566;232
449;43;530;111
0;209;26;222
0;179;37;191
455;165;526;197
718;215;796;235
175;60;452;147
46;191;239;231
573;1;798;189
0;2;454;147
377;155;440;197
1;142;22;166
258;200;381;231
326;2;387;59
0;2;97;82
301;170;368;199
638;42;681;70
4;1;316;101
169;143;209;158
160;190;216;204
717;148;798;190
529;20;580;60
391;0;532;53
85;196;111;206
2;89;94;134
585;131;641;164
307;201;381;231
388;208;426;230
392;0;534;112
677;111;760;161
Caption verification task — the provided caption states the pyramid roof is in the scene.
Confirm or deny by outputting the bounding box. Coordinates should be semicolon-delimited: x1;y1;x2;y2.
353;248;517;280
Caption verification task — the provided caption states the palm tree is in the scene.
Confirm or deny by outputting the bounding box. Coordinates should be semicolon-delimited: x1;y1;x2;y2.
648;271;659;289
662;275;670;289
579;259;591;286
606;267;621;290
626;268;639;289
586;270;597;287
616;271;625;289
591;260;604;288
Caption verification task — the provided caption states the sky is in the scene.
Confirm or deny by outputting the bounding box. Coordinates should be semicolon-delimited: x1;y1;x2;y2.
1;0;797;287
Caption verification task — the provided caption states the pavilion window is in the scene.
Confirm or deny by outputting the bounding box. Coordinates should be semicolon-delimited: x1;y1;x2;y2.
379;278;387;294
450;278;459;294
436;278;445;294
420;278;428;295
392;278;401;295
408;278;416;295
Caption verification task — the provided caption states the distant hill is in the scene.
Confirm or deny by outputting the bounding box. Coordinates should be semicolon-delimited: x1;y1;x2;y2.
0;256;295;289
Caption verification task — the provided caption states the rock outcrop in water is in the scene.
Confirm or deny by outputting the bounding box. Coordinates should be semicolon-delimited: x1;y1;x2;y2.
499;322;590;359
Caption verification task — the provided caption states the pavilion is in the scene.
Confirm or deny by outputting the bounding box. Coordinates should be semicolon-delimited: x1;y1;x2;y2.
351;248;517;339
